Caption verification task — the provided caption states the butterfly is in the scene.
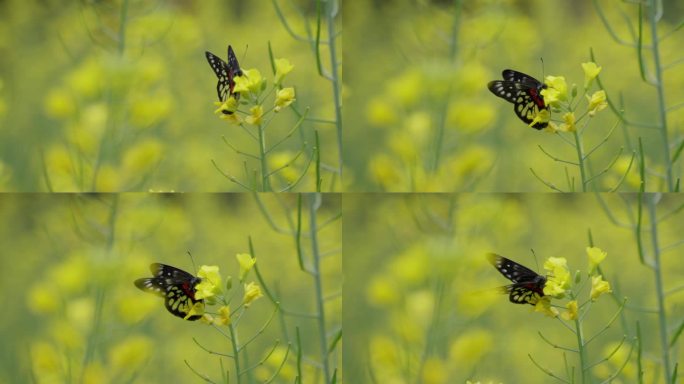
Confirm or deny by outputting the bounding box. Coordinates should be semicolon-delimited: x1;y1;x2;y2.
205;45;244;114
487;253;547;305
487;69;549;129
134;263;204;320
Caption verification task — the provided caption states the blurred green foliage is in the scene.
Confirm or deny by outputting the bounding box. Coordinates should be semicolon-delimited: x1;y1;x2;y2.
1;193;340;382
344;193;684;383
343;0;684;192
0;0;340;191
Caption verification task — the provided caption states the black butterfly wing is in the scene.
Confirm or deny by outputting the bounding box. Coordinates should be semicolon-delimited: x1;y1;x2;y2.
164;283;203;320
502;69;542;87
487;254;547;305
508;284;543;304
488;69;549;129
134;263;203;320
487;253;540;283
205;51;232;102
227;45;243;78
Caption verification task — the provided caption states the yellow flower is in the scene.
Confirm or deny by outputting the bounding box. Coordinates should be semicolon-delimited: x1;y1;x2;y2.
274;58;294;84
243;282;263;307
581;62;602;89
555;111;576;132
529;108;550;128
245;105;264;125
534;297;559;317
587;246;607;274
236;253;256;281
274;87;296;112
586;90;607;116
233;68;263;94
214;97;239;116
542;75;568;106
184;301;205;320
214;305;231;326
591;275;612;301
543;257;570;298
194;265;222;300
561;300;578;320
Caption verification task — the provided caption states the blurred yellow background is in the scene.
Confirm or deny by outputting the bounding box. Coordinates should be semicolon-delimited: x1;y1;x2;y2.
0;0;339;191
343;193;684;383
1;193;340;382
343;0;684;192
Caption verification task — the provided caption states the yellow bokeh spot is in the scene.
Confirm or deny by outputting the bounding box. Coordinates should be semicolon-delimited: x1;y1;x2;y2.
122;139;163;174
267;151;299;183
406;290;435;327
422;357;447;384
82;362;107;384
130;92;173;128
66;297;95;331
44;88;77;119
366;97;398;127
31;342;64;381
67;58;104;98
369;154;403;191
447;100;495;133
449;329;493;366
387;69;423;107
109;335;153;373
94;164;124;191
50;320;84;350
28;283;60;314
49;256;89;295
366;276;400;307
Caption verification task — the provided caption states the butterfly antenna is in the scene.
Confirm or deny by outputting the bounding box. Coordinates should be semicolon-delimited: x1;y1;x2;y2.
530;248;541;271
242;44;249;62
187;251;198;273
540;57;545;79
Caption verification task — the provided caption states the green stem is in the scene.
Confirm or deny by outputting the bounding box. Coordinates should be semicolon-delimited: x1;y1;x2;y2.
573;129;588;192
430;0;461;172
91;0;128;191
308;193;331;382
647;195;672;382
647;0;674;191
257;123;271;192
229;322;242;384
79;196;118;384
324;0;342;179
574;315;587;384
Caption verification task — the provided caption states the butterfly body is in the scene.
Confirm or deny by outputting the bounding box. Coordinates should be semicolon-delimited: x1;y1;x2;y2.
488;69;549;129
487;253;547;305
134;263;204;320
205;45;243;114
